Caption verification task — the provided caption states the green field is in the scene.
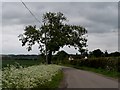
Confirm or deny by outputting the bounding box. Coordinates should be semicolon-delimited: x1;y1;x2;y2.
2;59;41;68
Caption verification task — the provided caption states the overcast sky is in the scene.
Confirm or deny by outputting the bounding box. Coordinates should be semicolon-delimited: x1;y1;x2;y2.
1;2;118;55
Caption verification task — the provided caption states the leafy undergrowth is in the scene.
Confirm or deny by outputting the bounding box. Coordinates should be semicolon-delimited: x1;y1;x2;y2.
2;64;62;89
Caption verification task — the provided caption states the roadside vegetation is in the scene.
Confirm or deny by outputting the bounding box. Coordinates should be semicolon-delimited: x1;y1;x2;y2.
2;64;62;89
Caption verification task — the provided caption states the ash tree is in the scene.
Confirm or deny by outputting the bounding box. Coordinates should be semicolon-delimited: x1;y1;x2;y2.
18;12;87;64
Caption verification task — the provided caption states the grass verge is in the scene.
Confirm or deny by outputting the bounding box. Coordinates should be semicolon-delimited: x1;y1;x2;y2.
76;66;119;79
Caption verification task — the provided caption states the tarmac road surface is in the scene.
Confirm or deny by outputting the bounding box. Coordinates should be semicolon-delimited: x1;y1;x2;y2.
60;67;119;88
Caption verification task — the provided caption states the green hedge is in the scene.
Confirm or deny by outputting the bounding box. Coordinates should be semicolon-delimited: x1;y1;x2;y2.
68;57;119;72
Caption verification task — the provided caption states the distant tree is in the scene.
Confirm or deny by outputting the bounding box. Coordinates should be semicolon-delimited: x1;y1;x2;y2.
109;52;120;57
56;50;68;56
104;50;109;57
18;12;87;64
56;50;68;60
91;49;103;57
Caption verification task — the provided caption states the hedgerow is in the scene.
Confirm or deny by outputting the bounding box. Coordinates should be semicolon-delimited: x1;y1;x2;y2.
69;57;119;72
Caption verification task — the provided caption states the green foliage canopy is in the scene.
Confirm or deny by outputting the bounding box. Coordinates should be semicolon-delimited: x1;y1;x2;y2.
18;12;87;63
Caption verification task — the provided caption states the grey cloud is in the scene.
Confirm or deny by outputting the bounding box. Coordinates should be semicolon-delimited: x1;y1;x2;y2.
2;34;40;54
2;2;117;33
2;2;42;26
88;32;118;52
2;2;118;54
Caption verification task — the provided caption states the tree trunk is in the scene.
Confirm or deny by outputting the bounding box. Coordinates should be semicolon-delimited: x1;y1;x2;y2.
48;50;52;64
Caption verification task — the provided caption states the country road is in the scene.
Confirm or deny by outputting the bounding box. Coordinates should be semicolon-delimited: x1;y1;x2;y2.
60;67;119;88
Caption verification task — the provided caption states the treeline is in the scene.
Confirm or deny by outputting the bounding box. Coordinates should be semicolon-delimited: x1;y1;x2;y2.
88;49;120;57
2;55;40;61
52;49;120;61
2;49;120;61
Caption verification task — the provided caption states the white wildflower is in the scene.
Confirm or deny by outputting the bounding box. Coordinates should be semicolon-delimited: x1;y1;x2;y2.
2;64;61;88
